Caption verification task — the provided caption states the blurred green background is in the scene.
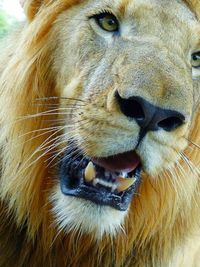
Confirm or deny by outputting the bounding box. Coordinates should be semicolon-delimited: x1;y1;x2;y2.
0;0;22;38
0;2;10;37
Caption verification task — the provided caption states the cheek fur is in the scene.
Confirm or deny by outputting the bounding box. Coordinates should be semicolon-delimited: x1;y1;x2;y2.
137;133;188;176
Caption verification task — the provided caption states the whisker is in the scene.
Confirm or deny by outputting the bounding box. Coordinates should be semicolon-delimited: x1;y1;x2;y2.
18;112;78;121
180;152;200;176
19;118;86;139
184;137;200;150
35;96;86;103
22;126;74;145
29;124;89;168
17;126;67;173
163;169;179;197
50;132;94;167
19;126;63;138
34;103;85;107
20;107;79;117
47;136;87;167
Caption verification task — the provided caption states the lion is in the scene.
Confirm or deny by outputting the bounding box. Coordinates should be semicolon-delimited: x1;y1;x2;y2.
0;0;199;266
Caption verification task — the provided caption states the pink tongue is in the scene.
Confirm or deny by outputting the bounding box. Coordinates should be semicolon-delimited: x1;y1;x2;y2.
92;151;140;173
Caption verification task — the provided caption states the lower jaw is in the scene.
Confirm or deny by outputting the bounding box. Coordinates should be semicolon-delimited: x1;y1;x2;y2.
59;146;142;211
61;175;141;211
51;187;129;238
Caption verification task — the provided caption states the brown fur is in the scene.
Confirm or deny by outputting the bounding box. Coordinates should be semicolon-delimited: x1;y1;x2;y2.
0;0;200;266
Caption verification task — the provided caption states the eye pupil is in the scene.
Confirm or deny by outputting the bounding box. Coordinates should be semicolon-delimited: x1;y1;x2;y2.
107;18;115;26
193;55;198;61
92;13;119;32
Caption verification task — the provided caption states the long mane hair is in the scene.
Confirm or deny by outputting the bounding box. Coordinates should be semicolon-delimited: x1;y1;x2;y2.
0;0;199;266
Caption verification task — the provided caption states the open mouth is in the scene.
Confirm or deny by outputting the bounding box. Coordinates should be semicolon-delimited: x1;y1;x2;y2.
60;145;142;211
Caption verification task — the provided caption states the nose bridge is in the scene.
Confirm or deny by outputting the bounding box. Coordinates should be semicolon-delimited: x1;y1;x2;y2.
114;41;191;114
129;61;165;98
117;44;170;97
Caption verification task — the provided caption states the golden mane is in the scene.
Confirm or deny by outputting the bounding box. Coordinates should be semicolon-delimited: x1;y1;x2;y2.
184;0;200;17
0;0;199;266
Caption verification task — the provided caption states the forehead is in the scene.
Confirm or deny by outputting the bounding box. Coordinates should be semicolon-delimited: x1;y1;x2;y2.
104;0;196;20
90;0;200;48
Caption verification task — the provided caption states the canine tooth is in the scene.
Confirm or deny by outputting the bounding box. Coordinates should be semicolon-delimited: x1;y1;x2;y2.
116;176;136;193
84;162;96;182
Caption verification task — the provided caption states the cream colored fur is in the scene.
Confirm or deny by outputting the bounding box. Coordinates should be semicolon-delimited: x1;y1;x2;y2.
0;0;199;266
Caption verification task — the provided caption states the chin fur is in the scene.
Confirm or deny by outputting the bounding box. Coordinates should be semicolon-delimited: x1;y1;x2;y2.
51;184;127;239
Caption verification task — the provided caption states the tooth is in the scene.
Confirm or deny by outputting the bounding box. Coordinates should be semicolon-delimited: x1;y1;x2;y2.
116;176;136;193
93;178;98;186
121;172;128;178
111;184;118;192
84;161;96;182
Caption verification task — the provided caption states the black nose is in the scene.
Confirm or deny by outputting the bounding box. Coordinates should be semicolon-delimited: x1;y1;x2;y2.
116;92;185;132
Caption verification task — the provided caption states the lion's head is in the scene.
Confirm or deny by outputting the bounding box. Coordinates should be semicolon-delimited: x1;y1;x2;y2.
0;0;200;266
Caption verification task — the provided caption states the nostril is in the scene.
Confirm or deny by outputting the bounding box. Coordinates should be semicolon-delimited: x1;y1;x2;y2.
116;92;145;122
115;91;186;132
157;116;185;132
121;99;145;120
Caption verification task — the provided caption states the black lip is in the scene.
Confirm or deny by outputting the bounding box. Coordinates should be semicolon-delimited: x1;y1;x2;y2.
59;149;142;211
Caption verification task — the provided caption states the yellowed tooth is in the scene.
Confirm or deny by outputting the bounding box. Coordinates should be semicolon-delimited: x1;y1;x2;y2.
84;162;96;182
116;176;136;193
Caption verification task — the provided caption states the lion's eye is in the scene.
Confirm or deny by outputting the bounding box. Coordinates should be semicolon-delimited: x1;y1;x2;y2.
191;52;200;68
92;13;119;32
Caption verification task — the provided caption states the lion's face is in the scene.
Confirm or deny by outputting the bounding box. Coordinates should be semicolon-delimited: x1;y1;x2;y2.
20;0;200;238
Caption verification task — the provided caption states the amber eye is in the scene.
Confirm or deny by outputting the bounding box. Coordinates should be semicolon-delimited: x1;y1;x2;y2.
92;12;119;32
191;52;200;68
